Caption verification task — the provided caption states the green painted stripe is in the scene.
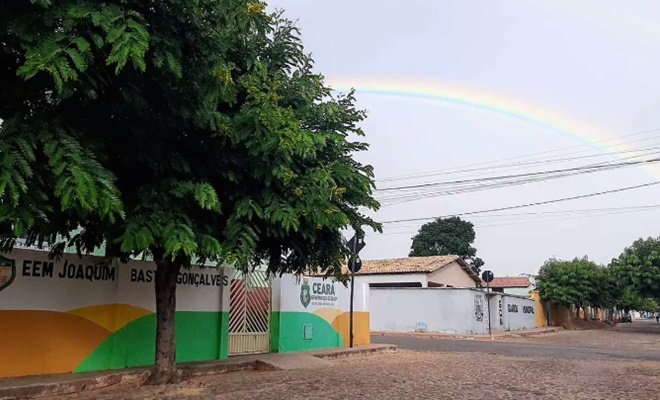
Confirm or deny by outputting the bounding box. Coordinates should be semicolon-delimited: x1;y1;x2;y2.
271;311;343;353
75;311;228;373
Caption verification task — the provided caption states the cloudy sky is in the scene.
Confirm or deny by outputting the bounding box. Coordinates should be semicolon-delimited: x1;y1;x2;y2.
269;0;660;276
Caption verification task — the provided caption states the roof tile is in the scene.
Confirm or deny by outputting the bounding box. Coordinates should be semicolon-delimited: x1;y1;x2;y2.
486;277;530;288
343;255;461;275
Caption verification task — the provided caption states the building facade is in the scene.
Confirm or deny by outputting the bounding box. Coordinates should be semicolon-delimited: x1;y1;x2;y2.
0;248;369;379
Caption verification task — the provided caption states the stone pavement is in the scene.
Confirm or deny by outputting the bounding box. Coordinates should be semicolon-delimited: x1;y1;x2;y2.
511;319;660;351
60;349;660;400
0;344;396;400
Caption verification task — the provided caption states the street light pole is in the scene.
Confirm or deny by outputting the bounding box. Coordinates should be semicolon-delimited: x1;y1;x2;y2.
487;280;491;336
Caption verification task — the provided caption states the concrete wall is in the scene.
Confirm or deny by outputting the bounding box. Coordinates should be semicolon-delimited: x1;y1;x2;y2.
0;248;231;379
503;287;531;296
531;291;547;327
501;295;536;331
370;288;490;335
427;261;477;287
370;288;536;335
353;273;428;287
271;275;369;353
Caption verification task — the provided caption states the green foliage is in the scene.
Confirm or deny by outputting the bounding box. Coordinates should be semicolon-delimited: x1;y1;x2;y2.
537;257;609;308
0;0;380;276
409;216;484;270
610;237;660;300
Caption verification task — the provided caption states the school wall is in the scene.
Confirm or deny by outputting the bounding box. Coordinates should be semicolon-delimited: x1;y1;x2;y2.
531;291;548;327
370;288;536;335
0;248;231;379
271;275;369;353
370;288;490;335
501;295;536;331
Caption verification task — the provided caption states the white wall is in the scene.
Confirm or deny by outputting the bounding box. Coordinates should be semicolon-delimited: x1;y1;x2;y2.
427;262;477;287
353;273;428;287
503;287;531;296
370;288;537;335
501;295;536;331
370;288;490;335
272;275;368;313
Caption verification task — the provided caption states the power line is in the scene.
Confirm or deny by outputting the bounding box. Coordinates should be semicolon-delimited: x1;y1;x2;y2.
376;156;660;206
377;205;660;235
378;144;660;184
380;180;660;224
378;127;660;183
376;157;660;192
383;204;660;228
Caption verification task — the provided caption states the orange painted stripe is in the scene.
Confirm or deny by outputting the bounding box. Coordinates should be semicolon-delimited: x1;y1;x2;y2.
0;310;111;378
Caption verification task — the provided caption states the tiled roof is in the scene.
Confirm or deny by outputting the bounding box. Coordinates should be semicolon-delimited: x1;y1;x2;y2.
342;255;462;275
486;277;530;288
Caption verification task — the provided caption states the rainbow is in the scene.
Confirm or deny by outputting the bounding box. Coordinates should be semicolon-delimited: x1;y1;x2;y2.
327;76;660;178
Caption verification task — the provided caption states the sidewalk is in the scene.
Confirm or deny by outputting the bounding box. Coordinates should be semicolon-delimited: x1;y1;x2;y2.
372;326;563;341
0;344;397;400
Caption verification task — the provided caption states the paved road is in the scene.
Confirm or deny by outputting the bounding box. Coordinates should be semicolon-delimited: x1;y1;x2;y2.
372;321;660;362
64;321;660;399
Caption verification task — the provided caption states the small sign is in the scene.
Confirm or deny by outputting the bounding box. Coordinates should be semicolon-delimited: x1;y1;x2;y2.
303;324;313;340
482;270;494;284
348;256;362;273
346;235;366;254
0;255;16;293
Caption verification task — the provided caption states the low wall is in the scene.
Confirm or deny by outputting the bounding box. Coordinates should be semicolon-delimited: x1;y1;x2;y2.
531;291;548;327
501;295;536;331
271;275;369;352
0;248;231;379
370;288;536;335
370;288;490;335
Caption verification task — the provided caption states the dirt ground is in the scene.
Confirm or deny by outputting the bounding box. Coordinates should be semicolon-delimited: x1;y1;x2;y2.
511;319;660;351
61;348;660;400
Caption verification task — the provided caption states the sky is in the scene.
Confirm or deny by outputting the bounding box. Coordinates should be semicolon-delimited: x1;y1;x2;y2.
269;0;660;276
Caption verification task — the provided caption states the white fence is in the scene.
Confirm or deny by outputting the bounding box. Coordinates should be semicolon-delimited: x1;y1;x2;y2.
370;288;535;335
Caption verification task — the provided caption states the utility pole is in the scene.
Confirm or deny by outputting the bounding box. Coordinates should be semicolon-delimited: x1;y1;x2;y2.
481;270;494;336
346;231;364;349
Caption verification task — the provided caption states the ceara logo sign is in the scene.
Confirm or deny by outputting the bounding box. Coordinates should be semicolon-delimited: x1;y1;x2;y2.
0;255;16;293
300;278;311;308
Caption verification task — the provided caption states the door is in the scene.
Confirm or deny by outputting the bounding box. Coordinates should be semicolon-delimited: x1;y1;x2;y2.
228;269;272;355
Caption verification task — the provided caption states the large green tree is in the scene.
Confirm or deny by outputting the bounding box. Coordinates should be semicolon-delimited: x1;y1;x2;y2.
409;216;484;270
0;0;379;383
537;257;606;319
610;237;660;300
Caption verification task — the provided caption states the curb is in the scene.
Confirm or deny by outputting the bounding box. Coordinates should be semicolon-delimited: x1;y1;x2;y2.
372;328;563;341
0;344;396;399
0;370;150;400
312;344;398;359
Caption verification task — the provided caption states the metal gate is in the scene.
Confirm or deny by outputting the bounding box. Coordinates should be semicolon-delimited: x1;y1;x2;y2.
228;269;272;355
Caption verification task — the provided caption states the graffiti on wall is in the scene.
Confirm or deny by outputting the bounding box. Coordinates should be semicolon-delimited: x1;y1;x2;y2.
498;299;503;325
474;294;484;322
507;304;519;313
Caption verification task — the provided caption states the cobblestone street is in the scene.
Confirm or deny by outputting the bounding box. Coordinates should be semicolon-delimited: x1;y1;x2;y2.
63;322;660;400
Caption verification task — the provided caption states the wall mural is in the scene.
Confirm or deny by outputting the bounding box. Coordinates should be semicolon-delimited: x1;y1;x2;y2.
474;294;484;322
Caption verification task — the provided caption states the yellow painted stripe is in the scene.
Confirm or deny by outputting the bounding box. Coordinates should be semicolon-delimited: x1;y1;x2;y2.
67;304;152;333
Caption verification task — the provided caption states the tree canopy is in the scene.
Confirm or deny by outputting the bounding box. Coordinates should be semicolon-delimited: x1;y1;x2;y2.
1;0;380;382
409;216;484;270
537;257;607;313
610;237;660;300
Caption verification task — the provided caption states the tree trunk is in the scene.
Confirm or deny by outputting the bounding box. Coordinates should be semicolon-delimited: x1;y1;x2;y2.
147;257;182;385
583;304;588;321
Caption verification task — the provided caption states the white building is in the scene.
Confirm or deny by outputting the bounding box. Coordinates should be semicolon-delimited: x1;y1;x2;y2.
347;255;480;288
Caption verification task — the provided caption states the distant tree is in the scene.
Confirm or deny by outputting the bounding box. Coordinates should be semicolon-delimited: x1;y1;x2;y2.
409;216;484;271
537;257;603;320
0;0;380;383
610;237;660;299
